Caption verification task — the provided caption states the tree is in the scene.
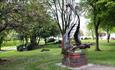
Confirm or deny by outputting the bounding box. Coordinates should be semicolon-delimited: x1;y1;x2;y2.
40;20;60;44
44;0;83;49
81;0;103;51
97;0;115;43
87;22;95;40
0;32;5;50
0;0;55;49
44;0;81;35
81;0;115;50
0;0;24;50
12;0;57;47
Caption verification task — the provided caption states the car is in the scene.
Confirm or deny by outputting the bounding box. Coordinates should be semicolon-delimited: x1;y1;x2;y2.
17;44;26;51
80;36;92;40
111;37;115;40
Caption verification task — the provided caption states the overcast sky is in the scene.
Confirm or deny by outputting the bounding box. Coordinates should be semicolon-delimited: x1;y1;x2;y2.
76;0;89;35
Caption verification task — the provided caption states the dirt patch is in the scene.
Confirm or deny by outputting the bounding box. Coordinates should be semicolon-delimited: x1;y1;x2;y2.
0;59;9;65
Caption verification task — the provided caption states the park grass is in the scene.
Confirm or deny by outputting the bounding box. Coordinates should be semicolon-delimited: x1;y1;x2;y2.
82;40;115;66
2;40;21;47
1;40;115;70
0;44;69;70
2;39;45;47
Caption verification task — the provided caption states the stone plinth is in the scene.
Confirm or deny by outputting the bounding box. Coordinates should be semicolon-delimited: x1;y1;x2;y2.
62;53;88;67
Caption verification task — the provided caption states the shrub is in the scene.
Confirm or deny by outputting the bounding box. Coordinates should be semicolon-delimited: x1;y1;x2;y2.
17;44;26;51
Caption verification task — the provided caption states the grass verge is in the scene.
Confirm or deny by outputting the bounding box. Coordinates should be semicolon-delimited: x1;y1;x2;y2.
0;40;115;70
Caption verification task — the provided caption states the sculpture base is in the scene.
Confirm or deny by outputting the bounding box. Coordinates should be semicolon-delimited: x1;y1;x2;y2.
62;53;88;67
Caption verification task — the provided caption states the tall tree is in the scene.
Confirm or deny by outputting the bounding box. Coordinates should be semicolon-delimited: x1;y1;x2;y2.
97;0;115;43
81;0;102;51
44;0;81;35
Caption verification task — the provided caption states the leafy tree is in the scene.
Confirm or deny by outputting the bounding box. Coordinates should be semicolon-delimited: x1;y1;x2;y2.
81;0;115;50
0;1;24;50
97;0;115;43
0;0;56;49
0;32;6;50
81;0;105;51
40;20;60;44
87;22;95;39
12;0;58;47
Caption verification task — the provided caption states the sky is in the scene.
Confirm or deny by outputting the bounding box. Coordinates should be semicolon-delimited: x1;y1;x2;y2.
75;0;80;3
76;0;89;35
51;0;89;36
80;16;89;35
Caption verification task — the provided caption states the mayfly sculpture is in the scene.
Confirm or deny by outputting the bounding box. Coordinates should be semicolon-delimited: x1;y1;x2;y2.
62;3;92;67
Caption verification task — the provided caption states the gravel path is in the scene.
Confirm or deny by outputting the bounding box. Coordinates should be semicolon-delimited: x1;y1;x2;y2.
56;63;115;70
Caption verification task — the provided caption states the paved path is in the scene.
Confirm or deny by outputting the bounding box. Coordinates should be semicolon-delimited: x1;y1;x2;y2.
56;63;115;70
1;46;16;51
72;64;115;70
0;47;16;53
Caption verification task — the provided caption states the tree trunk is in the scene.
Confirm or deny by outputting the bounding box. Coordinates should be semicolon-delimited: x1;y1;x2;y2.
95;25;101;51
30;35;37;48
37;37;41;45
0;46;1;51
106;26;110;43
93;6;101;51
25;36;28;45
0;36;4;51
44;38;47;45
107;33;110;43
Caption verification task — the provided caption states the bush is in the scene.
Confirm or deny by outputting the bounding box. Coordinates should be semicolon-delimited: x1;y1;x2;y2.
17;44;26;51
54;40;62;44
17;43;39;51
26;44;34;50
46;38;55;42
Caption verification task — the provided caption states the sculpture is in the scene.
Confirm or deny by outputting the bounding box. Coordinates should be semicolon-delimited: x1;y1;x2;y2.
62;3;92;67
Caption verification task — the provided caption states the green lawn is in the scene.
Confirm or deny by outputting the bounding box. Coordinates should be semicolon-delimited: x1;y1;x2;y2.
0;44;69;70
2;40;21;47
2;39;45;47
0;40;115;70
86;40;115;65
